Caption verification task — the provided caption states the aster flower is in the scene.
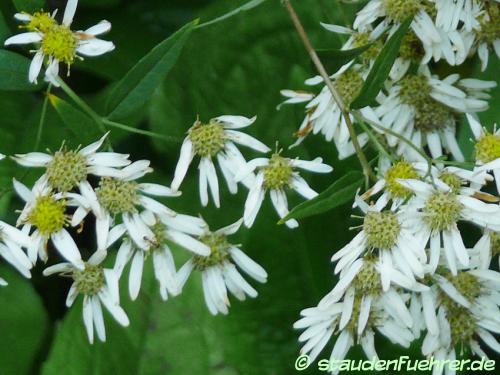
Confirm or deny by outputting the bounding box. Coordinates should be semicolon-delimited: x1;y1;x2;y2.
0;221;34;283
295;257;416;371
398;178;500;274
13;133;130;193
171;115;270;208
111;210;210;301
422;268;500;368
13;176;84;269
332;196;427;290
43;250;129;344
177;219;267;315
4;0;115;85
236;152;333;228
374;67;495;161
70;160;179;251
279;65;369;158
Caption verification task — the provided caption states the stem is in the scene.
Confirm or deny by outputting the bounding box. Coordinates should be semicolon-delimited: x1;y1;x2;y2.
357;119;394;161
283;0;376;182
102;119;181;143
34;84;52;150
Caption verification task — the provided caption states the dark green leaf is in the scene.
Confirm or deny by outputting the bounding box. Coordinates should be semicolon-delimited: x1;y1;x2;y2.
196;0;268;29
48;94;103;145
351;17;413;109
0;50;41;91
281;171;363;222
106;19;198;121
0;11;9;44
12;0;44;13
0;265;49;375
317;44;372;74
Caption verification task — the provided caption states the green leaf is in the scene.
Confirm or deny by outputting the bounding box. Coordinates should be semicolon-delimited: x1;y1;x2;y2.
12;0;44;13
0;50;41;91
0;11;10;44
106;19;198;121
281;171;363;222
317;44;372;74
48;94;102;145
196;0;268;29
0;265;49;375
350;17;413;109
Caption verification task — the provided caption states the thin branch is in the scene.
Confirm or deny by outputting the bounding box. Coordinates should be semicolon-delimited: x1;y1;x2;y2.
34;84;52;150
283;0;376;182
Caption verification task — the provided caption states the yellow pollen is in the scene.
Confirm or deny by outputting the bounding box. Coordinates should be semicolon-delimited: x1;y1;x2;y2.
27;196;67;235
41;25;78;65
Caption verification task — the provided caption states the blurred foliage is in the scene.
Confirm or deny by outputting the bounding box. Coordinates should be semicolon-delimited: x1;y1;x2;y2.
0;0;498;374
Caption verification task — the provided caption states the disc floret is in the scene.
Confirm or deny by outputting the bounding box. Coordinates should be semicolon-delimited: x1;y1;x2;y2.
95;177;139;215
41;24;78;65
335;69;364;108
423;191;462;231
262;154;293;190
73;263;105;295
475;132;500;163
188;119;226;158
193;233;230;270
384;160;419;198
46;149;87;192
27;195;67;235
363;211;401;249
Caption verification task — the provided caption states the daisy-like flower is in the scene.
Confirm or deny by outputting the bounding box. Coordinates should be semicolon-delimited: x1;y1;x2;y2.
71;160;179;251
177;219;267;315
236;152;333;228
14;176;84;269
171;115;270;208
111;210;210;301
295;257;416;372
374;67;495;161
467;114;500;192
422;268;500;368
398;178;500;275
43;250;129;344
4;0;115;85
13;133;130;193
0;221;34;284
279;65;369;158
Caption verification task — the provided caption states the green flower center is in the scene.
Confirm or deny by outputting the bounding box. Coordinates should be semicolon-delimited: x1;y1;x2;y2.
439;172;462;194
147;222;167;252
23;11;56;33
46;149;87;192
448;306;477;346
193;233;230;270
96;177;139;215
262;154;293;190
41;24;78;65
478;4;500;44
399;32;425;62
475;132;500;163
334;69;364;108
490;231;500;256
188;120;226;158
353;258;382;296
423;191;462;231
73;264;105;295
399;75;454;132
352;32;383;62
363;211;401;250
27;196;67;235
383;0;426;22
384;160;419;199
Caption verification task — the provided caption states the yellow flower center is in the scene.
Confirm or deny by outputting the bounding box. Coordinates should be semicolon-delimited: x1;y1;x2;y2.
335;69;364;108
384;160;419;199
475;132;500;163
193;233;230;270
188;120;226;158
41;24;78;65
96;177;139;215
439;172;462;194
262;154;293;190
423;191;462;231
46;149;87;192
479;4;500;44
27;196;67;235
353;257;382;296
399;32;425;62
383;0;429;23
352;32;383;62
363;211;401;250
22;11;56;33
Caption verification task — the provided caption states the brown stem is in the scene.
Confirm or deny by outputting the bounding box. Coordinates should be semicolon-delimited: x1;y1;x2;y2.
283;0;376;182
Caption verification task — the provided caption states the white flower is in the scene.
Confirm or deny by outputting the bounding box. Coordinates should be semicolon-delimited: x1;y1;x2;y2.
236;153;333;228
4;0;115;85
398;178;500;275
171;115;270;208
177;219;267;315
111;210;210;301
70;159;179;251
373;67;495;161
0;221;33;283
331;195;427;290
279;65;369;158
295;259;415;372
13;176;84;269
13;132;130;193
43;250;129;344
